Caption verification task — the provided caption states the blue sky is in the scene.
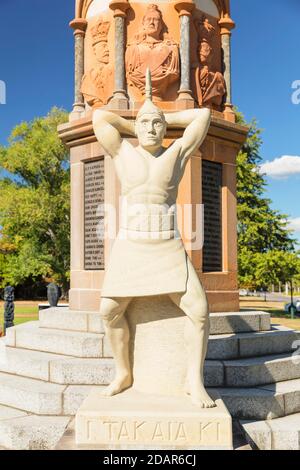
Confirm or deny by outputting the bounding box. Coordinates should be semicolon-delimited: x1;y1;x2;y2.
0;0;299;241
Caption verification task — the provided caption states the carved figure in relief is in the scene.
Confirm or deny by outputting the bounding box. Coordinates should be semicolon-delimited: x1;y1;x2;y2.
93;71;215;409
81;17;113;107
125;4;179;101
194;16;226;108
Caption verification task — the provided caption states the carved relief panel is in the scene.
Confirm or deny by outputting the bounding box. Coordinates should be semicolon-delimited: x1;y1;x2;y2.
80;1;226;110
81;13;114;107
125;3;180;102
191;12;226;109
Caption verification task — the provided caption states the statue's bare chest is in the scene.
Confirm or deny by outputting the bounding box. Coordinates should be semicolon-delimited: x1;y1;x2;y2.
114;144;182;197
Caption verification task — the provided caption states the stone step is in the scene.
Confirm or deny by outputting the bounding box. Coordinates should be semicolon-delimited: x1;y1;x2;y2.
0;405;70;450
6;321;295;362
241;413;300;450
5;321;107;358
39;307;271;335
0;372;66;415
216;378;300;420
223;352;300;387
210;311;270;335
39;308;105;334
0;344;115;385
0;341;223;388
207;326;299;360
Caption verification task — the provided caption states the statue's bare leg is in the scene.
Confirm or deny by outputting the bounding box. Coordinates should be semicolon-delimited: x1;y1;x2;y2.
169;261;215;409
100;297;133;396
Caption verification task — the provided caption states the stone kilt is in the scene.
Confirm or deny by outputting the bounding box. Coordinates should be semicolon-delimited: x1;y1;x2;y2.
101;228;189;298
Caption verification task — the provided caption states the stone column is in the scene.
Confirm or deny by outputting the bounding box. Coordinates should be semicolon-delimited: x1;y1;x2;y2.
69;18;88;117
109;0;130;110
175;1;195;109
218;15;235;122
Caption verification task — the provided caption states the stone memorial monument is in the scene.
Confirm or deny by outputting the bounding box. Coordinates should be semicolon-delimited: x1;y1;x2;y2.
57;0;248;450
61;0;248;316
0;0;299;452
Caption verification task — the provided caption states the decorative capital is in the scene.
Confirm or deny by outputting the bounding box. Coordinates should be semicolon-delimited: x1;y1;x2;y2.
218;15;235;35
69;18;88;36
175;1;195;17
109;0;130;18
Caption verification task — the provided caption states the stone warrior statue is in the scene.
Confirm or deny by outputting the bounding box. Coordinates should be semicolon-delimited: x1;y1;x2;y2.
4;286;15;332
93;71;215;409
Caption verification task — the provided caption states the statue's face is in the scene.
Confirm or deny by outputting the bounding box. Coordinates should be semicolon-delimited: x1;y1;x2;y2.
143;11;163;38
93;41;109;64
136;113;166;150
199;42;212;64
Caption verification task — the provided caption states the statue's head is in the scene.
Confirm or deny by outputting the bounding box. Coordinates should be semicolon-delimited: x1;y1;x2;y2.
142;4;164;40
91;18;110;64
93;42;109;64
135;70;166;152
199;40;212;65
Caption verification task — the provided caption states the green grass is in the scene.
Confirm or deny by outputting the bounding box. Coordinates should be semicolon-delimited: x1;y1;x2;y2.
0;305;39;331
13;316;38;326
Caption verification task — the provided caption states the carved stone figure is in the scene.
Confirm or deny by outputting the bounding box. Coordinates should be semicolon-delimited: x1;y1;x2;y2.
93;71;215;409
194;17;226;108
4;286;15;331
126;4;179;101
81;17;113;107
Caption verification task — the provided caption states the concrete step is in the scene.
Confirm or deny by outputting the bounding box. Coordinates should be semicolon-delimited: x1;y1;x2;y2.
207;326;299;360
0;405;70;450
241;413;300;450
63;385;104;416
0;372;66;415
7;321;294;362
39;307;271;335
0;344;115;385
210;311;270;335
0;341;223;387
39;308;104;334
5;321;107;358
60;383;300;450
223;352;300;387
216;378;300;420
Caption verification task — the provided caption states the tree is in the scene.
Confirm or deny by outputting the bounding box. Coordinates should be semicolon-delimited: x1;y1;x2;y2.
236;112;299;290
0;108;70;296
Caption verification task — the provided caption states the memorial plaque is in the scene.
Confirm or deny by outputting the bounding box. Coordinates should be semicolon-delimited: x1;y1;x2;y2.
84;159;105;270
202;160;222;272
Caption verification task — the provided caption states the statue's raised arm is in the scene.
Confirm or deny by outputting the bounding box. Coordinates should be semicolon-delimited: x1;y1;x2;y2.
92;110;135;158
165;108;211;163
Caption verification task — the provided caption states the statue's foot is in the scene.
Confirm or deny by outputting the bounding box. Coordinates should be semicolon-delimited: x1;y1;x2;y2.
102;375;132;397
190;382;216;409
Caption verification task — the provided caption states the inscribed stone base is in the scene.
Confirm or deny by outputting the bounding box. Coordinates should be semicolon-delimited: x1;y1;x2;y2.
75;389;233;450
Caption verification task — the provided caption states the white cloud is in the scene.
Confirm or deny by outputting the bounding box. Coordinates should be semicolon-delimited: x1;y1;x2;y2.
288;218;300;234
259;156;300;179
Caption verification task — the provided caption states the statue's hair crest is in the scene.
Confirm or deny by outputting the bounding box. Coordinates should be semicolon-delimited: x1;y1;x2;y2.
136;69;166;122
